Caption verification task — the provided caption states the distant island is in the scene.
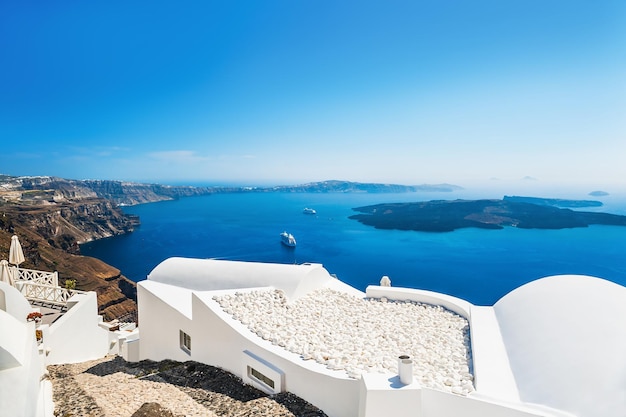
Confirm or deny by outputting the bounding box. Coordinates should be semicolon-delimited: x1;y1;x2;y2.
588;190;609;197
265;180;463;194
503;195;603;208
349;198;626;232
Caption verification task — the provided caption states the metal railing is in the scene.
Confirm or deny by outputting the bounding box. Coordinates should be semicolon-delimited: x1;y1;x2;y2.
115;310;138;325
18;281;86;307
13;267;59;287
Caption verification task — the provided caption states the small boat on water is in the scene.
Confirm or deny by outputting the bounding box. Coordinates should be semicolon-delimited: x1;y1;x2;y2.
280;231;296;247
303;207;317;215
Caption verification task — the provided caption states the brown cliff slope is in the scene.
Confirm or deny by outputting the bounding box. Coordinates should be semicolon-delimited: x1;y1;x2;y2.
0;200;138;321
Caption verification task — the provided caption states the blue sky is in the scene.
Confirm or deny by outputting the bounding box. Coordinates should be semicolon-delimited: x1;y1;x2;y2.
1;1;624;189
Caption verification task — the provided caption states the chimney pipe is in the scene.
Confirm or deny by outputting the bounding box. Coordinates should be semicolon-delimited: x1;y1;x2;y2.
398;355;413;385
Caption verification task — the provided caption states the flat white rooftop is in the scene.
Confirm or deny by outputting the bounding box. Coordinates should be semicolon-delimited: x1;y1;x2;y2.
213;288;474;395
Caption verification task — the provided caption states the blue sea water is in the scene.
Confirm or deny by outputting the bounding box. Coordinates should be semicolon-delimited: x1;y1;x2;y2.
80;190;626;306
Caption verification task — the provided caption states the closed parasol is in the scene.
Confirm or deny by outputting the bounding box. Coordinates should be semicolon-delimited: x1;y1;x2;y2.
9;235;25;267
0;260;14;286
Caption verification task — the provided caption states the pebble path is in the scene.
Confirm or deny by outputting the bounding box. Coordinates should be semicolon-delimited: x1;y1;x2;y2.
48;356;327;417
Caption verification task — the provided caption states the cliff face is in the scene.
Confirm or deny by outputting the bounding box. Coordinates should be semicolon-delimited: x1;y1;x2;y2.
0;175;465;207
8;199;139;246
0;198;139;321
81;180;214;205
0;175;215;206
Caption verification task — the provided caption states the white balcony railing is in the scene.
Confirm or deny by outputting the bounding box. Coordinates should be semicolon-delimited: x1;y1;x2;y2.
18;281;86;307
13;267;59;287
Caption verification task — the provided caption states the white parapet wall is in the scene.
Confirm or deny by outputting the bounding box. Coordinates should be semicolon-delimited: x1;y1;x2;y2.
0;282;47;417
362;285;574;417
45;291;109;365
421;388;576;417
120;332;140;362
365;285;472;318
358;373;422;417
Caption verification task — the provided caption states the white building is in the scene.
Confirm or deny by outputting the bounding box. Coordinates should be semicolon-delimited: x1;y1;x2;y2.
0;266;139;417
136;257;626;417
3;255;624;417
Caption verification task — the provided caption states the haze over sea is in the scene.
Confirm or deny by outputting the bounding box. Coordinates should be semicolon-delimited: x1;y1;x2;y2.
81;187;626;306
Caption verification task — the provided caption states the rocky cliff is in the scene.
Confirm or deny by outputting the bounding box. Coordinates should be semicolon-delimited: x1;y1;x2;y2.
0;175;464;206
0;175;216;206
0;191;139;321
80;180;217;205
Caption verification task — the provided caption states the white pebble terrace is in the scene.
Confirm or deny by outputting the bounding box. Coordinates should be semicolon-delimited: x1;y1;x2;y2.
213;288;475;395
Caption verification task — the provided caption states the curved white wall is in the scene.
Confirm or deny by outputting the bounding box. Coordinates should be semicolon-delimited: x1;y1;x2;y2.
0;281;33;322
190;291;360;417
365;285;472;318
148;258;333;300
494;275;626;417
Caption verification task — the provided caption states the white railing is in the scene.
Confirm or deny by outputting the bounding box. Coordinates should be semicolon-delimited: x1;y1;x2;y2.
18;281;86;307
13;266;59;287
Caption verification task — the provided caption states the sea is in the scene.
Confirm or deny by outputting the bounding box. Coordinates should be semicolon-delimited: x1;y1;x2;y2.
80;188;626;306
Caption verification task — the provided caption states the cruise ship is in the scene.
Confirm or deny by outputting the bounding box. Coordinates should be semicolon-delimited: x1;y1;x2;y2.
303;207;317;215
280;231;296;247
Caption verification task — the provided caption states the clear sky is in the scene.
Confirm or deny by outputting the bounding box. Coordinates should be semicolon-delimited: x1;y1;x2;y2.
1;1;624;190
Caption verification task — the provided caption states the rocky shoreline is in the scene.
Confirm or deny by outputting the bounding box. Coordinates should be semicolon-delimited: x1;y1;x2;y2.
48;355;327;417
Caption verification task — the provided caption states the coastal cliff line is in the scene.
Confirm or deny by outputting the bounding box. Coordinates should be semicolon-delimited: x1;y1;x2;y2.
0;175;462;320
1;175;463;206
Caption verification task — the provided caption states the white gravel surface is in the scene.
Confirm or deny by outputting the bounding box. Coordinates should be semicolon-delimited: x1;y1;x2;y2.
214;288;474;395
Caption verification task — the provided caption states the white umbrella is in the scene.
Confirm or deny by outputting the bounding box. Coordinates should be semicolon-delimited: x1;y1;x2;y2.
9;235;25;267
0;260;14;286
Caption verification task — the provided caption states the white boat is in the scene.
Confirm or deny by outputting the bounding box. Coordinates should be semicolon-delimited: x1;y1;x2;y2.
280;231;296;247
303;207;317;215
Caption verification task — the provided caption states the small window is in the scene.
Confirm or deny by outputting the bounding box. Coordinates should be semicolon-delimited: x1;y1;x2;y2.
180;330;191;354
248;366;275;389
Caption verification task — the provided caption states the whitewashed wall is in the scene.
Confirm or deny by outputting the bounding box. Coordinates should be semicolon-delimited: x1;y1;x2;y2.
421;388;575;417
137;282;194;363
138;280;360;417
0;310;43;417
45;292;109;365
137;266;616;417
0;281;32;323
190;291;360;417
0;282;44;417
